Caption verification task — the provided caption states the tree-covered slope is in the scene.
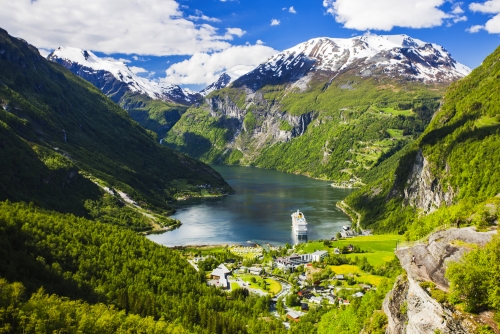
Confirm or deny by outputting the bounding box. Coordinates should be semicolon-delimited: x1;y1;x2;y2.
0;201;285;333
0;28;231;221
345;45;500;237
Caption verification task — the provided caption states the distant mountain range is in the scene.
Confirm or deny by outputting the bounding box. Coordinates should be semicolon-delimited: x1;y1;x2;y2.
164;34;471;182
48;47;200;105
236;34;470;89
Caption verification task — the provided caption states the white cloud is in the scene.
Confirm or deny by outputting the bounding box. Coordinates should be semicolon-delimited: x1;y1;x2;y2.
467;24;485;32
470;0;500;33
163;44;278;86
256;40;265;45
188;10;221;23
322;0;448;30
102;57;131;63
38;48;52;58
289;6;297;14
452;4;465;14
453;15;467;23
129;66;148;74
224;28;246;38
0;0;241;56
271;19;281;26
132;56;150;62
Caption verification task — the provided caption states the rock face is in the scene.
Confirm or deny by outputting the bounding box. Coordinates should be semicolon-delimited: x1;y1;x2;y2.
384;227;496;334
403;149;455;213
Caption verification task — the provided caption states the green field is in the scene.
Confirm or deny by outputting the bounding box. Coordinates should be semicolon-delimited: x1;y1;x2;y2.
329;265;384;286
184;245;229;255
235;274;282;295
298;234;400;266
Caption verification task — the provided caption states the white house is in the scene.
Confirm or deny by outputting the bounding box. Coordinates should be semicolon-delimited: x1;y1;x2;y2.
310;296;323;304
210;264;231;289
311;250;328;262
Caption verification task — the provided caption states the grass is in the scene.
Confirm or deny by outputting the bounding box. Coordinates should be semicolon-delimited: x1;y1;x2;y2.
230;282;240;290
329;265;384;286
386;129;404;138
475;115;500;128
235;274;282;295
378;107;415;117
185;245;228;255
298;235;401;266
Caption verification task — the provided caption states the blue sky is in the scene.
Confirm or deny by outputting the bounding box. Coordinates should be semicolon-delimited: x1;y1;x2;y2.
2;0;499;90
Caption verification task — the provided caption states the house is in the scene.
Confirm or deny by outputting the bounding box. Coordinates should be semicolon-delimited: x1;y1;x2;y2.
248;267;262;275
352;292;364;298
340;229;357;238
311;250;328;262
310;296;323;304
334;248;341;255
286;311;301;322
301;303;309;311
210;264;231;289
359;284;372;290
335;274;345;280
326;296;336;304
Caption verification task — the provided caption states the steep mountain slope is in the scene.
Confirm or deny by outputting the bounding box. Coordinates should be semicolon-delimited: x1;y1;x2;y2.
345;45;500;236
164;34;470;183
48;47;201;138
0;28;231;222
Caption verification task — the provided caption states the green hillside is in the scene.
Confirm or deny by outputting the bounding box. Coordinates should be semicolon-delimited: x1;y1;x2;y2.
165;67;446;182
121;92;189;139
0;201;285;333
345;46;500;238
0;28;231;229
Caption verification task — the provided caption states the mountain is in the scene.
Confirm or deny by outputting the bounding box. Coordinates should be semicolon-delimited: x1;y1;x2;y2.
48;47;200;104
235;34;469;89
200;73;231;97
164;34;470;183
48;47;201;138
344;45;500;237
0;27;231;229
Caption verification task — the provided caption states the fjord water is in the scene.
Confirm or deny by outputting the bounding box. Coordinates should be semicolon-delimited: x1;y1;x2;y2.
148;165;354;246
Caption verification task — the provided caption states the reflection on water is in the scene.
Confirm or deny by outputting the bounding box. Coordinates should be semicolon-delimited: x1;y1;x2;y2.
147;165;353;246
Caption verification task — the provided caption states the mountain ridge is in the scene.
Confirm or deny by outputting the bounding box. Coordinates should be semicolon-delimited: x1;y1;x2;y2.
0;27;232;228
165;33;469;183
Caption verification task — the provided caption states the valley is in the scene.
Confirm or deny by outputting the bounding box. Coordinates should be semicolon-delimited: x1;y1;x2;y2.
0;9;499;333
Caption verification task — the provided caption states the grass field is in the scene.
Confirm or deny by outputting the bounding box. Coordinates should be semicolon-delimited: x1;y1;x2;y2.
234;274;282;295
184;245;228;255
329;264;384;286
298;234;401;267
386;129;404;138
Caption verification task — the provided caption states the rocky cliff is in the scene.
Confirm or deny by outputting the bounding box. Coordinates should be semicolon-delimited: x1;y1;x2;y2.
384;227;497;334
402;149;455;213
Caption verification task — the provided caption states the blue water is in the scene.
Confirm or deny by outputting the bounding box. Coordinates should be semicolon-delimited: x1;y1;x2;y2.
147;165;354;246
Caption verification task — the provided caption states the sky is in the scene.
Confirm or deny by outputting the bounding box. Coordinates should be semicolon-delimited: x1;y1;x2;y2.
1;0;499;91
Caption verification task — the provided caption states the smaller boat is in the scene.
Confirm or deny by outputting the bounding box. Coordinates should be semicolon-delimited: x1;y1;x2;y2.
291;210;308;237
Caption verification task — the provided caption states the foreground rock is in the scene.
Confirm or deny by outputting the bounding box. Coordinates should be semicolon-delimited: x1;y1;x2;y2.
384;227;497;334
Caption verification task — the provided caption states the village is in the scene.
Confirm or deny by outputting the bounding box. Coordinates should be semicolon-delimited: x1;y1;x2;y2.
182;232;399;325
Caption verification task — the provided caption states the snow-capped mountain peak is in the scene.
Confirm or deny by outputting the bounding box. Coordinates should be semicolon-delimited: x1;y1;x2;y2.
243;34;470;86
48;47;199;105
200;73;231;97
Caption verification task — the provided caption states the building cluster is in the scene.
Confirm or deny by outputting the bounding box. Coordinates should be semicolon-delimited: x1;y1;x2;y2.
274;250;328;271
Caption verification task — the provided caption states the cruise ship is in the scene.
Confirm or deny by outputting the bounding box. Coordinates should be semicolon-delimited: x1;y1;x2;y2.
291;210;308;237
